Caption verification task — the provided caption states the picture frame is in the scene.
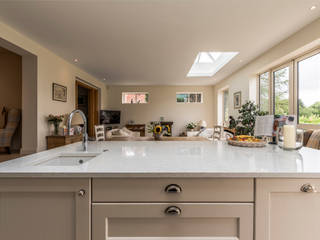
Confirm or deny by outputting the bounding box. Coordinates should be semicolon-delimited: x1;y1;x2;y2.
234;91;241;109
52;83;67;102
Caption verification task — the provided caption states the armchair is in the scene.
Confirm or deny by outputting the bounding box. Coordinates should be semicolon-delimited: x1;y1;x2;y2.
0;108;21;154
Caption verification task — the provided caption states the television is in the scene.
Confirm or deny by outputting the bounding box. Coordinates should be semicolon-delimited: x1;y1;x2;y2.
100;110;121;124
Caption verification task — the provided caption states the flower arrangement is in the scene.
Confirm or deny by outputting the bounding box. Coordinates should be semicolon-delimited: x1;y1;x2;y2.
185;122;197;131
47;114;64;135
148;122;163;140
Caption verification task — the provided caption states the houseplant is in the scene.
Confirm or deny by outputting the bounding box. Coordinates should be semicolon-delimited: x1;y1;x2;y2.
235;101;267;136
185;122;197;131
47;114;64;135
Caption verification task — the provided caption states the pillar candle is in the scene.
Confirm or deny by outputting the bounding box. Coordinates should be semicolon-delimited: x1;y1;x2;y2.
283;125;296;148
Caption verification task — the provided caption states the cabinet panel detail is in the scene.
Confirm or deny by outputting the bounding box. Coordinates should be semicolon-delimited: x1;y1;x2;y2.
92;178;254;202
92;203;253;240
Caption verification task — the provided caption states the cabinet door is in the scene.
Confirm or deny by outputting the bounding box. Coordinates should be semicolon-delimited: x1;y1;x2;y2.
92;203;253;240
256;178;320;240
0;178;90;240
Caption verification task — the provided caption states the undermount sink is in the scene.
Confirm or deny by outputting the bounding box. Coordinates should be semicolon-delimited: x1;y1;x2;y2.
36;152;101;166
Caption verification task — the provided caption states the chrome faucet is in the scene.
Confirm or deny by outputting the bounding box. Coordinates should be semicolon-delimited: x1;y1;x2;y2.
67;109;88;151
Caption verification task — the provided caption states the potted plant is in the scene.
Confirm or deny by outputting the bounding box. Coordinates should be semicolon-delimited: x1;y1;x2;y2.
235;101;268;136
47;114;64;135
185;122;197;131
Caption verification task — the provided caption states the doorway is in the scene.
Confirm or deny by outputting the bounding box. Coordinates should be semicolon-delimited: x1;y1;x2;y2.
75;80;99;137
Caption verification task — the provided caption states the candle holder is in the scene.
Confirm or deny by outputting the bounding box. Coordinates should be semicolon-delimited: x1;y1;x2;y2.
277;127;304;150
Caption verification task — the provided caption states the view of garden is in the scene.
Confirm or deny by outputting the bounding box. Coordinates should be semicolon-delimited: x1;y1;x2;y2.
259;52;320;124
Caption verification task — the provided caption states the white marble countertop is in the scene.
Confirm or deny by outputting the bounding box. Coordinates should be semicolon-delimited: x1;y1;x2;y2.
0;140;320;178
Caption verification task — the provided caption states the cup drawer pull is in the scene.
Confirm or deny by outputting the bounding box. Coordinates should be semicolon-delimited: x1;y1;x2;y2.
165;184;182;193
164;206;182;216
301;184;317;193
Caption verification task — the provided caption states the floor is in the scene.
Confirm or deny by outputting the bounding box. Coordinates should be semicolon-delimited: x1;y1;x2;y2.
0;153;23;163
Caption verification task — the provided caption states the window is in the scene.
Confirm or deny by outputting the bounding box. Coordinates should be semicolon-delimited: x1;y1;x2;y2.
257;48;320;127
187;52;238;77
122;92;149;104
298;52;320;124
273;66;290;115
223;89;229;123
259;72;269;112
176;92;203;103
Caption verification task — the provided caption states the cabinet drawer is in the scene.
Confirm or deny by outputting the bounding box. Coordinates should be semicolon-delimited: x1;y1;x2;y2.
92;203;253;240
92;178;254;202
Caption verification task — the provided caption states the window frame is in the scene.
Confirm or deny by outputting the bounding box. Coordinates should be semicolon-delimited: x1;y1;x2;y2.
294;48;320;128
258;71;271;113
257;46;320;129
121;92;149;104
176;92;203;104
271;62;294;116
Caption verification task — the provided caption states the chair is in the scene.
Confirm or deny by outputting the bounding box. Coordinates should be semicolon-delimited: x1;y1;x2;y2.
213;125;222;140
304;129;320;150
94;125;105;141
0;108;21;154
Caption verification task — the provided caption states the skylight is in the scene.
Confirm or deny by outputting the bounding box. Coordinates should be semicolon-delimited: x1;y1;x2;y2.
187;51;239;77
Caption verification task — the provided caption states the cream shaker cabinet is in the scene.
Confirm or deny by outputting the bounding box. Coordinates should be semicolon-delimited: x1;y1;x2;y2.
92;178;254;240
256;178;320;240
0;178;90;240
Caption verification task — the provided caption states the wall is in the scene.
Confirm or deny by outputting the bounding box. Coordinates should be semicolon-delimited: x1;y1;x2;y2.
213;17;320;124
0;46;22;151
0;20;108;152
106;86;214;136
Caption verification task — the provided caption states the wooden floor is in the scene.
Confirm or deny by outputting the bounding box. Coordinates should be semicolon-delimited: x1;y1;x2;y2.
0;153;23;163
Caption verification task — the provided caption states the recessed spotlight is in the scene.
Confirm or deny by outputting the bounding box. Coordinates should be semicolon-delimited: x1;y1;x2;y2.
74;58;79;63
103;78;106;81
310;6;317;10
239;59;243;63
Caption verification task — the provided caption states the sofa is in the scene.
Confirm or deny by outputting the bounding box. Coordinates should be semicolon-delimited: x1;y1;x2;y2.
106;127;140;140
303;129;320;150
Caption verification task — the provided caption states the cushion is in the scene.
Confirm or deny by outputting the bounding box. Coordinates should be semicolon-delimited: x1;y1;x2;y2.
121;127;133;136
306;130;320;150
303;130;314;146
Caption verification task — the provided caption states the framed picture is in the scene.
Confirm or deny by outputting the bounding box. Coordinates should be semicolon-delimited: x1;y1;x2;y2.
234;91;241;109
52;83;67;102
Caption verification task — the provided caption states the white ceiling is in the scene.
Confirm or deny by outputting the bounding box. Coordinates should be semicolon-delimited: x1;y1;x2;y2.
0;0;320;86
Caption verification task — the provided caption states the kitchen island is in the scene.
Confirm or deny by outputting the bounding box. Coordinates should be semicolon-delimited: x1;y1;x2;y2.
1;140;320;240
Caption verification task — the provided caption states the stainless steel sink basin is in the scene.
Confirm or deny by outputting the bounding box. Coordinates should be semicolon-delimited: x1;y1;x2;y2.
36;152;101;166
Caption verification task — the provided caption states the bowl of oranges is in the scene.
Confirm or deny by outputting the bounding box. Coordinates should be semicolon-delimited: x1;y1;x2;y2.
227;135;267;148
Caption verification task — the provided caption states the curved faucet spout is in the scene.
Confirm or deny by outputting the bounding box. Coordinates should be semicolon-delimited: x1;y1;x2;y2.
67;109;88;151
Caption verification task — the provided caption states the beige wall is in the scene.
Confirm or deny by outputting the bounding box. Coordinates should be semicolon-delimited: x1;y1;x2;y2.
213;17;320;124
0;20;108;152
106;86;214;136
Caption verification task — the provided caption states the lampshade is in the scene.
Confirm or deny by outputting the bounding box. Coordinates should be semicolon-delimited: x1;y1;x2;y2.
199;120;207;128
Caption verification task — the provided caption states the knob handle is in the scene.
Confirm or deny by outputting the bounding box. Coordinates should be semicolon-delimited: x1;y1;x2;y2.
300;184;316;193
164;206;181;216
78;189;86;197
165;184;182;193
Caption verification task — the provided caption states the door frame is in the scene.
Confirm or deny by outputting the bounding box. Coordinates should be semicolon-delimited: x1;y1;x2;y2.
75;79;100;137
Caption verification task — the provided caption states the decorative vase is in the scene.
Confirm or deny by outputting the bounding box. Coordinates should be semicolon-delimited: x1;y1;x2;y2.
53;122;60;135
154;133;161;141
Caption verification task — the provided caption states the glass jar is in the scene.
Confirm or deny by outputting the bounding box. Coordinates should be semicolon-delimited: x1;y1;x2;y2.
277;126;304;150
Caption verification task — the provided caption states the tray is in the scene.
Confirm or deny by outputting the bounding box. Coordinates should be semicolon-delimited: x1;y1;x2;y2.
227;138;267;148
